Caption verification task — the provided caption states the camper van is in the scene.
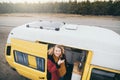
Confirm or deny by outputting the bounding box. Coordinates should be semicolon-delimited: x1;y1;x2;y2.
5;20;120;80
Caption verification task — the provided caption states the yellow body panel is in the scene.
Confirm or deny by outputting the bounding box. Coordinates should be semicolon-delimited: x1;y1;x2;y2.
28;55;37;68
6;38;48;80
82;51;93;80
11;38;47;57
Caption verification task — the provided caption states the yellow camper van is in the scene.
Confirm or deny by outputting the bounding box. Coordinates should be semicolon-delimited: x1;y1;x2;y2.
5;21;120;80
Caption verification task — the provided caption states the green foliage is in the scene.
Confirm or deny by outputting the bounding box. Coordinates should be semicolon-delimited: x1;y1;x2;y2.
0;1;120;16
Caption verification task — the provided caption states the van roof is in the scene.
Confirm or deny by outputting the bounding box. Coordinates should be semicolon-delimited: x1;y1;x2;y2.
7;20;120;71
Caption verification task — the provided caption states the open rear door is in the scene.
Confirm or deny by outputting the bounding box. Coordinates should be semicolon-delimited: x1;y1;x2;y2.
11;38;48;80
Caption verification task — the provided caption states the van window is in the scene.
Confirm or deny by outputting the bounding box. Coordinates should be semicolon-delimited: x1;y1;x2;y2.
36;57;45;72
90;68;120;80
14;51;28;66
14;50;45;72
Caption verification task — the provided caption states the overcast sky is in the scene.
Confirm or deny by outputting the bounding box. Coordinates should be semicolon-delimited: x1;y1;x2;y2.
0;0;111;3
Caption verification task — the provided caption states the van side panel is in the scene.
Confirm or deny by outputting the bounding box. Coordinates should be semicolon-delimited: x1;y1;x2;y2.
9;38;48;80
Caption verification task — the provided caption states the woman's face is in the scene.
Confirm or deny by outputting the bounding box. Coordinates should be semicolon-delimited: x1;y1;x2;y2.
54;47;62;57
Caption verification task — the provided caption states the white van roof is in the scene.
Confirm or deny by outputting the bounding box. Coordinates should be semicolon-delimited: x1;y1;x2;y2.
7;20;120;71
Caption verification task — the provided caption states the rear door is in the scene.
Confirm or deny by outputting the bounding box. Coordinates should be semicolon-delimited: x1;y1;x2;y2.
11;38;48;80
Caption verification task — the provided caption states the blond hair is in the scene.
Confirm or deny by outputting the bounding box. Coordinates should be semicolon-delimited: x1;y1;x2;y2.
48;44;64;55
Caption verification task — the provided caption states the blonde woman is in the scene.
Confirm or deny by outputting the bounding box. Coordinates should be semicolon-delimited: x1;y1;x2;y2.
47;45;67;80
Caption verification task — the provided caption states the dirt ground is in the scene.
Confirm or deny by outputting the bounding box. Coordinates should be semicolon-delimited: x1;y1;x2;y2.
0;27;27;80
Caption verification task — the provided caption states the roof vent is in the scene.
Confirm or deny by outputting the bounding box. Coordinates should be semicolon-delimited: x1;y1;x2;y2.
40;26;43;29
63;22;66;25
39;20;42;22
65;25;78;30
55;28;60;31
26;24;29;27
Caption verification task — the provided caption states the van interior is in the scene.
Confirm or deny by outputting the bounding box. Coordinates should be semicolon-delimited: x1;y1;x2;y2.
47;43;88;80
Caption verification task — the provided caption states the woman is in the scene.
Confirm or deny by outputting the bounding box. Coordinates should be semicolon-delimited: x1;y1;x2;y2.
47;45;67;80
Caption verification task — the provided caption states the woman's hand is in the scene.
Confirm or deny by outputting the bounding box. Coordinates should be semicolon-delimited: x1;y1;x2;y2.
57;59;65;65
